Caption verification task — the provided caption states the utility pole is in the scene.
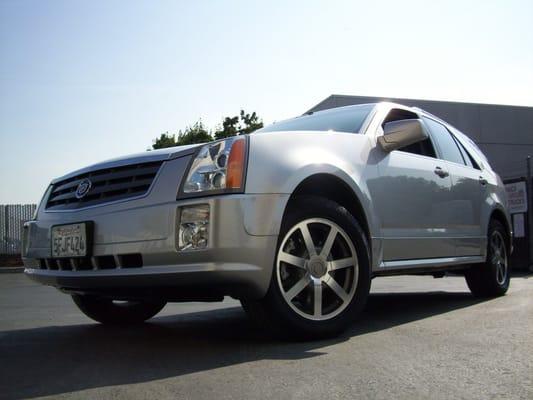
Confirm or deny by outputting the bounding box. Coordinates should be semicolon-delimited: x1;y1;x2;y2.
526;156;533;271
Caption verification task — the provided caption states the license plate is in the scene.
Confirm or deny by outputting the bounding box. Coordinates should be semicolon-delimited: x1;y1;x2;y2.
51;222;91;258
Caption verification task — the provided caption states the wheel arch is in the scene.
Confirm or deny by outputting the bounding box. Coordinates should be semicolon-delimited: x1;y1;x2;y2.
489;207;513;253
283;173;372;246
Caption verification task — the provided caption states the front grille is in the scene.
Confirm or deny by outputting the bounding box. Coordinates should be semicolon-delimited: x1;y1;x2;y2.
46;161;163;210
38;253;143;271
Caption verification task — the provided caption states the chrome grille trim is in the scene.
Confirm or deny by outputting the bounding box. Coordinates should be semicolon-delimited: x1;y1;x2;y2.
46;161;163;210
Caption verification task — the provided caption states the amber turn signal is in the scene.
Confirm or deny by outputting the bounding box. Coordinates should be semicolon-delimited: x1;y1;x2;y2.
226;138;246;189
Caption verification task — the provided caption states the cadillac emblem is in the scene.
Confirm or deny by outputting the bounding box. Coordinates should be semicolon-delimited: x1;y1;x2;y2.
75;178;92;199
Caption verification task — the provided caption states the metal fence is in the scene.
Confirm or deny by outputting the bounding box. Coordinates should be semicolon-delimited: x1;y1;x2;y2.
0;204;36;255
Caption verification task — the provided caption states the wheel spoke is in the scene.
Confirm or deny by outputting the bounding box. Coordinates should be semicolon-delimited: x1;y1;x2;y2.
497;264;505;283
325;277;349;303
300;224;317;257
314;281;322;317
491;234;499;249
279;251;307;269
286;275;311;300
320;226;338;258
490;231;507;285
329;257;355;271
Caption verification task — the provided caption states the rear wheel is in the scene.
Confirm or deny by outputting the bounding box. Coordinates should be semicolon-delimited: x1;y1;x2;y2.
242;196;371;339
465;220;510;298
72;294;166;324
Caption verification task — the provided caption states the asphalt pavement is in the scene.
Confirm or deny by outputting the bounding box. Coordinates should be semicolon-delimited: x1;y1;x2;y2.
0;272;531;400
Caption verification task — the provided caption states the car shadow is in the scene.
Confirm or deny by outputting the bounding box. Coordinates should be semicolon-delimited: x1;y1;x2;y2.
0;291;487;399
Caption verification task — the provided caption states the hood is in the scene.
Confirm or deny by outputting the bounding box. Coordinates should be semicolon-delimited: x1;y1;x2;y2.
51;143;203;184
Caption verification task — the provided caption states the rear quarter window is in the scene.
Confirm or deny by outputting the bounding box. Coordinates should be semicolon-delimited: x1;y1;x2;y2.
451;128;489;170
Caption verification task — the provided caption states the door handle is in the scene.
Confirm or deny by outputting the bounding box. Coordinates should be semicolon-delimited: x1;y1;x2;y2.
434;166;449;178
478;176;488;185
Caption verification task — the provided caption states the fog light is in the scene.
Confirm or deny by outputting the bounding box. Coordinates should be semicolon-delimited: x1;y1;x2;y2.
177;204;210;251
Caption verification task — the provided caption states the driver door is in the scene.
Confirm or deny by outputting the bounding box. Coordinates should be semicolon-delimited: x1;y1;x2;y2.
368;109;456;261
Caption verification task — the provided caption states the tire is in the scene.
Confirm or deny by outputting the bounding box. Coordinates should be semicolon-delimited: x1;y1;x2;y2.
465;219;510;298
242;195;371;339
72;294;166;324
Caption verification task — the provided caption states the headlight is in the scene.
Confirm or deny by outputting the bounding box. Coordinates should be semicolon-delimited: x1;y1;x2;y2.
180;136;248;197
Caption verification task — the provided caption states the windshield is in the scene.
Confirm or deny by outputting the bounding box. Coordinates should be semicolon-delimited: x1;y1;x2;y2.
257;104;374;134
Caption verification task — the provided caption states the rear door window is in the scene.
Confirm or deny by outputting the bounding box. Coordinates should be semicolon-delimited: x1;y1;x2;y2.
422;117;465;165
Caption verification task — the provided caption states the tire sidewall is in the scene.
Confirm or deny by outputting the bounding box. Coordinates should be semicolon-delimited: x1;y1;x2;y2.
265;196;371;337
466;219;511;298
487;220;511;292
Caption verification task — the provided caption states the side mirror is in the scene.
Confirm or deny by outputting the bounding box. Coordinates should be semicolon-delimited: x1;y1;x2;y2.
378;119;428;152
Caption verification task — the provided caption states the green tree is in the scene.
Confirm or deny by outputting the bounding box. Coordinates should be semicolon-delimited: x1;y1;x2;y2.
213;110;263;139
239;110;263;134
176;121;213;145
214;115;239;140
151;122;213;150
152;132;177;149
150;111;263;150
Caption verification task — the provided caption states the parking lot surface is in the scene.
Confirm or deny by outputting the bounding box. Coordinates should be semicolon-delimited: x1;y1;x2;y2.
0;272;531;400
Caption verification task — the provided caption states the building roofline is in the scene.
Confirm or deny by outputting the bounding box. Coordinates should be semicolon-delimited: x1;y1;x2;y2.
305;94;533;114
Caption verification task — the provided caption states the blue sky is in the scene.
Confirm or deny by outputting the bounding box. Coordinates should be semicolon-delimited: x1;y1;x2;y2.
1;0;532;203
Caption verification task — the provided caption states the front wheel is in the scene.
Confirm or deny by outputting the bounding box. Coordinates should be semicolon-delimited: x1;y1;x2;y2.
465;219;510;298
242;196;371;339
72;294;166;324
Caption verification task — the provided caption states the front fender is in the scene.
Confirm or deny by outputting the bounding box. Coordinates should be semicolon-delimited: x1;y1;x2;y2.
245;132;380;239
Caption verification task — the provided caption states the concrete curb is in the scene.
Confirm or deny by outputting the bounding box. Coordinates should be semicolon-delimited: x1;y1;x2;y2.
0;267;24;273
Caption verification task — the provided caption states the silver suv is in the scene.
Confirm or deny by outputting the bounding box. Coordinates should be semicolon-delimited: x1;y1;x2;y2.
23;102;512;338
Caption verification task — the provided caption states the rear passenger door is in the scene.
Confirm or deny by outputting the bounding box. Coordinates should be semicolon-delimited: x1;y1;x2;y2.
422;117;484;256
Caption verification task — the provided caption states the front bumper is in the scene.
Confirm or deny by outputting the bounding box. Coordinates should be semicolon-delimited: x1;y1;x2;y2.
23;193;289;300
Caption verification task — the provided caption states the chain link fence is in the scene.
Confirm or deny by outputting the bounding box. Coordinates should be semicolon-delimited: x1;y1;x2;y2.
0;204;36;255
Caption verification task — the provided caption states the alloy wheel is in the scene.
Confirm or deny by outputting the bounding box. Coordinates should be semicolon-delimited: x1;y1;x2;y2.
490;230;508;285
276;218;359;321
